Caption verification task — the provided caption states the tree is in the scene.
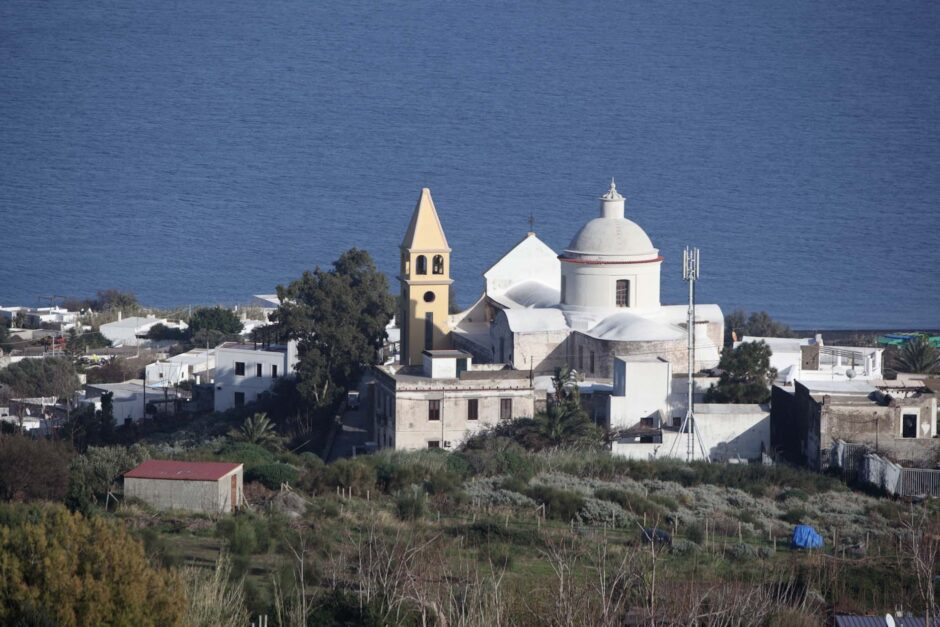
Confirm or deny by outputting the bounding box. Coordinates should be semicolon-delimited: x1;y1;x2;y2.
0;357;80;399
724;309;793;346
188;306;243;346
704;341;777;404
273;248;395;413
94;289;140;314
65;444;149;513
146;323;187;342
233;412;281;449
84;357;138;384
0;502;185;626
893;335;940;375
0;436;72;501
0;320;12;353
511;366;603;450
65;329;110;358
63;392;118;452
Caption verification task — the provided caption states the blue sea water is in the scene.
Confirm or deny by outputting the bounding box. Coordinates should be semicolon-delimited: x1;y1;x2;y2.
1;0;938;329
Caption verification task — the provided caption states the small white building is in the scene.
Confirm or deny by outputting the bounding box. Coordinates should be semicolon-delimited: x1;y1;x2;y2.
213;341;299;412
608;354;770;462
735;335;884;386
81;380;179;424
373;350;537;451
124;460;243;514
0;306;80;330
145;348;215;386
99;315;188;347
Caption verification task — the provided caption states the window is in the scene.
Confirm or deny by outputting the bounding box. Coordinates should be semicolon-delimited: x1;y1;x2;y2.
500;398;512;420
428;400;441;421
590;351;595;374
423;291;435;303
578;346;584;371
499;337;505;363
428;440;441;449
561;275;566;303
272;364;278;378
616;280;630;307
432;255;444;275
416;255;427;275
425;312;434;350
235;361;245;376
468;399;478;421
256;363;263;377
234;392;245;407
902;413;918;438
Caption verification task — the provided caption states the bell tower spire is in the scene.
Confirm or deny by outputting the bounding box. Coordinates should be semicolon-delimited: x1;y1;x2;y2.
398;188;452;366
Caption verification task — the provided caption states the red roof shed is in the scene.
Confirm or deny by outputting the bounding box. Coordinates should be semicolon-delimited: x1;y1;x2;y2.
124;460;242;482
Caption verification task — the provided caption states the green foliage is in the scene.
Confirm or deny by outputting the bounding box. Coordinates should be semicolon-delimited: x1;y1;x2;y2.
704;340;776;404
216;515;272;555
893;334;940;374
94;289;140;314
0;502;185;626
0;436;72;501
322;458;378;494
0;356;80;398
725;309;793;345
180;553;250;627
188;306;243;345
0;319;12;353
233;412;282;449
66;444;149;513
782;507;809;524
394;486;427;521
593;488;666;520
63;392;118;451
146;323;187;341
216;441;277;467
65;329;110;357
524;485;584;521
245;463;299;489
84;356;139;384
273;248;394;412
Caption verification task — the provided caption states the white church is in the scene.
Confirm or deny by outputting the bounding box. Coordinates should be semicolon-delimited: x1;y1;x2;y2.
450;180;725;380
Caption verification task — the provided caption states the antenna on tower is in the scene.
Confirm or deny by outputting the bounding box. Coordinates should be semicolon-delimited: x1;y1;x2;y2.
669;246;710;462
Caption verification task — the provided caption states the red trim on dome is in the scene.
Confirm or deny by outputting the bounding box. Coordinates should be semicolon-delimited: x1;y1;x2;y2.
558;255;664;265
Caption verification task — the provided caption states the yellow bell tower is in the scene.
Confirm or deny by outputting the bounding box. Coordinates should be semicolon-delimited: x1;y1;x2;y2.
399;188;452;366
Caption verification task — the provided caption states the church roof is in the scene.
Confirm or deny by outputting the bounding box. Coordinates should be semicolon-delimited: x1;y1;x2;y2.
401;188;450;251
562;181;659;262
490;280;560;309
583;311;684;342
502;308;569;333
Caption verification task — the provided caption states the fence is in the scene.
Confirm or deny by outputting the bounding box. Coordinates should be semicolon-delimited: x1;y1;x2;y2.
830;439;940;498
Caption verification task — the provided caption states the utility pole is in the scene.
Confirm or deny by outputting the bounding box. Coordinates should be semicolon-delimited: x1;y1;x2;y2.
669;246;709;462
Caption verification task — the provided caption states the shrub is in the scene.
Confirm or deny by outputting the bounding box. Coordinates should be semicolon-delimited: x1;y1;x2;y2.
686;521;705;545
577;497;630;527
476;542;515;569
246;463;298;489
324;459;377;494
395;487;426;521
524;485;584;522
594;488;666;521
782;508;808;524
725;543;759;561
68;444;149;513
216;515;270;555
672;538;700;555
457;521;539;548
0;436;72;503
216;441;276;467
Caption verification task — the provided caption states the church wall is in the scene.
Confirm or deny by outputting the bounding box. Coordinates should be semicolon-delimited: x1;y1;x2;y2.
561;261;661;309
512;330;570;374
571;333;687;380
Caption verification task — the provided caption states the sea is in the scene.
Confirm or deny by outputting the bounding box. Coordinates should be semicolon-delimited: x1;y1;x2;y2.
1;0;938;329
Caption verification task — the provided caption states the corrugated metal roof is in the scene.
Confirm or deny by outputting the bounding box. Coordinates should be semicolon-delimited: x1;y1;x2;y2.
835;616;938;627
125;460;241;482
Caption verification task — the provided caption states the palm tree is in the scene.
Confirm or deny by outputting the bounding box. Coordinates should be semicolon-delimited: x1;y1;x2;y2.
235;412;281;448
531;400;600;449
894;335;940;375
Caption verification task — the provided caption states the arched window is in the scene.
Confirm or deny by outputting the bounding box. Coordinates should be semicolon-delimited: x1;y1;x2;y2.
432;255;444;275
615;280;630;307
416;255;427;275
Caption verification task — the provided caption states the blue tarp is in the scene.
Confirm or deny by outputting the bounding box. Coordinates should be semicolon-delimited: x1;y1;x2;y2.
791;524;824;549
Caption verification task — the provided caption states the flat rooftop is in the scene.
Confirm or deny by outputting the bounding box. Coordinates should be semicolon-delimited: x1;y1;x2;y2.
423;349;472;359
218;342;286;353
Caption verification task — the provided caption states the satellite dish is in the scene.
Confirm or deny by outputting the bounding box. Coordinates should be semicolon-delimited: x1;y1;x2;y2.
845;368;857;379
885;614;896;627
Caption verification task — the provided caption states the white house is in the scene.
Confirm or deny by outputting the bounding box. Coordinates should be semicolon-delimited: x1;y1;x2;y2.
99;315;188;347
145;348;215;386
608;354;770;462
373;350;537;451
735;335;884;386
124;460;243;514
213;341;299;412
81;380;179;424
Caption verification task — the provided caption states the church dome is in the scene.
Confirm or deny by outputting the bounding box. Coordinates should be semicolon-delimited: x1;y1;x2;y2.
562;181;659;262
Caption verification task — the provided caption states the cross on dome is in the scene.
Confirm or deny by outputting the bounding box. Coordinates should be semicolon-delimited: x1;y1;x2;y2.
601;177;623;201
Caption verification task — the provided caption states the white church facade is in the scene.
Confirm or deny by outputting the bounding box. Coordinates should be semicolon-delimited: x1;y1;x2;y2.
450;180;724;379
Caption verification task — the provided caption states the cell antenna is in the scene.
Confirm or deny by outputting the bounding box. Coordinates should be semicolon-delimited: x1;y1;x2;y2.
669;246;710;462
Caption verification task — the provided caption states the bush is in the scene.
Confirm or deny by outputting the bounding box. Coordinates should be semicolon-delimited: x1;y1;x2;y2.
0;436;72;502
524;485;584;521
216;515;271;555
593;488;666;521
725;543;759;561
782;508;808;524
216;442;276;467
395;487;426;521
686;521;705;544
67;444;149;513
323;459;377;495
246;463;299;489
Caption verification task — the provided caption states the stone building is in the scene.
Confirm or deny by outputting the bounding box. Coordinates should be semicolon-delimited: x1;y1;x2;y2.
124;460;243;514
771;379;938;469
373;350;536;450
213;341;298;412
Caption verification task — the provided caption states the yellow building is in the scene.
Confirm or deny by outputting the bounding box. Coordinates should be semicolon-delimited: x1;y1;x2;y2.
399;188;452;365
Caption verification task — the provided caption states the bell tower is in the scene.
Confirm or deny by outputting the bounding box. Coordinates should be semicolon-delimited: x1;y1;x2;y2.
399;188;452;365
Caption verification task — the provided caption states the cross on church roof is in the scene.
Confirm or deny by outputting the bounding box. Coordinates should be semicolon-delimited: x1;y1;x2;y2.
528;213;535;231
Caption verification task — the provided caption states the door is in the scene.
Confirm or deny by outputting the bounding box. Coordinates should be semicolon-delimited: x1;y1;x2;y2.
902;414;917;439
230;475;238;512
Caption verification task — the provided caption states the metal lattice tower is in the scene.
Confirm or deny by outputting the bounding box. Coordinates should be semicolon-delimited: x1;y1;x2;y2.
669;246;710;462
